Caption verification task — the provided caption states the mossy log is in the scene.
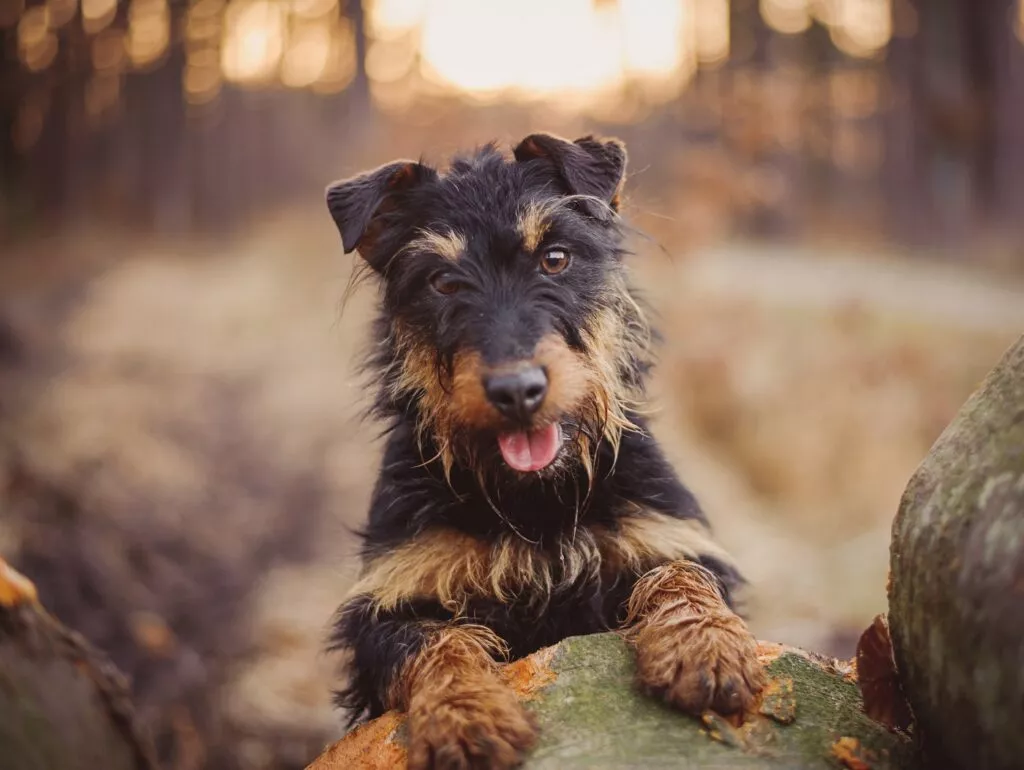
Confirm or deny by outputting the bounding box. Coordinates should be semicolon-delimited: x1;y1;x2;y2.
0;558;157;770
888;334;1024;770
307;632;915;770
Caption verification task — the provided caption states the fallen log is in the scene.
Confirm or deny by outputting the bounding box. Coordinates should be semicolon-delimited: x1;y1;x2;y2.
0;558;158;770
307;632;915;769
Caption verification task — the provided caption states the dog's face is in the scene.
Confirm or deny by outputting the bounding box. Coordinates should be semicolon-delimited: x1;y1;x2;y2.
327;134;649;481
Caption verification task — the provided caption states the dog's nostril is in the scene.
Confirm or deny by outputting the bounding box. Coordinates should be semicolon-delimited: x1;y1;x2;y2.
485;367;548;419
492;390;517;407
523;383;545;401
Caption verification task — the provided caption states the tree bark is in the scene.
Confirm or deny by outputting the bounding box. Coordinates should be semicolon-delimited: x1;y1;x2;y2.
307;633;916;770
0;559;157;770
888;334;1024;770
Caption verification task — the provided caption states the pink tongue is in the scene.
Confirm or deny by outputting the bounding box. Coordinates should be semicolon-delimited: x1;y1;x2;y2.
497;424;562;472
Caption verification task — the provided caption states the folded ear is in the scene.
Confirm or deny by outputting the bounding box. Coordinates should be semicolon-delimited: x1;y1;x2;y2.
325;160;437;258
513;133;627;210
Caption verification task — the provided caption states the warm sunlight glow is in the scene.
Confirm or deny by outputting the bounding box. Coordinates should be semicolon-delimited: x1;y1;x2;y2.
17;5;58;72
81;0;116;33
126;0;170;69
418;0;616;97
366;0;426;40
621;0;687;76
829;0;891;58
1016;0;1024;45
762;0;892;58
364;0;692;109
221;0;285;84
810;0;838;24
281;19;332;87
760;0;811;35
313;16;356;93
184;0;224;104
695;0;731;65
289;0;336;19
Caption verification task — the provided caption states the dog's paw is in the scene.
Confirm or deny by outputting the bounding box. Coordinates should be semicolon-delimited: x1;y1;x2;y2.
407;679;538;770
634;612;765;715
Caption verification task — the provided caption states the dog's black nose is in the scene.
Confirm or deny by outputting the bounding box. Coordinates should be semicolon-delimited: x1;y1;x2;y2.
485;367;548;421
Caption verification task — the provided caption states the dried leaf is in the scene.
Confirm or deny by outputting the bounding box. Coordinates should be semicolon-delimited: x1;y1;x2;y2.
856;614;913;731
831;736;873;770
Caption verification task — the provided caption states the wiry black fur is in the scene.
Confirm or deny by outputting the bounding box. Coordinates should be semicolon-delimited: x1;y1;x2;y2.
325;136;743;725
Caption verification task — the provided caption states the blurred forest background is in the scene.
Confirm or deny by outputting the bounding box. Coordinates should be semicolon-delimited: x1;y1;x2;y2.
1;1;1024;769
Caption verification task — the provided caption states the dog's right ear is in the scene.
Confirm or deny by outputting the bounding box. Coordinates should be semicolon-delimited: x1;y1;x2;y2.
326;160;437;260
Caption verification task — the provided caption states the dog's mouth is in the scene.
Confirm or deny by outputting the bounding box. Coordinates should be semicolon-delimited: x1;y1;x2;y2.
496;423;563;473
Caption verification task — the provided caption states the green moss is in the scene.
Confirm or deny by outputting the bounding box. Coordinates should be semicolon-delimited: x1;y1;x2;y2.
520;633;915;770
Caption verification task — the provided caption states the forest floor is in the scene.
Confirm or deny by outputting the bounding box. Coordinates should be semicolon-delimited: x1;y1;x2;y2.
2;211;1022;766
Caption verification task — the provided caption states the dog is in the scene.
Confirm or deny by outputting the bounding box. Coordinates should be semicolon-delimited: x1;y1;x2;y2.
325;133;765;769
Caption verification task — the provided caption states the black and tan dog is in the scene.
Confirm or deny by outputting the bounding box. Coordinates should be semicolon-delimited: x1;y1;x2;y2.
325;134;765;769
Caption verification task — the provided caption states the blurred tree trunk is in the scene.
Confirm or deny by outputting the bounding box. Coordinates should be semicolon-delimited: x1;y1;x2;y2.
122;45;190;233
989;0;1024;235
0;25;26;231
956;0;1001;231
349;0;371;112
884;0;932;243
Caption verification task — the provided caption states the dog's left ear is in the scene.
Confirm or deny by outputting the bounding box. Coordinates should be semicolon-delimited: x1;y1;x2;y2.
513;133;627;210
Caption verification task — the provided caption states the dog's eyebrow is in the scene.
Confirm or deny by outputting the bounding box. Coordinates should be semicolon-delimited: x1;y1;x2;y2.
517;200;553;253
408;228;466;261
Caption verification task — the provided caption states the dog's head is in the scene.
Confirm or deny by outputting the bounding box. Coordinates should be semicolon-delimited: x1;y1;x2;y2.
327;133;650;481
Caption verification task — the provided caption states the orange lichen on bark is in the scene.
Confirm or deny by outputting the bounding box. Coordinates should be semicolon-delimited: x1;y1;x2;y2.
306;712;407;770
831;736;874;770
755;641;786;664
499;644;558;700
756;675;796;725
0;557;38;607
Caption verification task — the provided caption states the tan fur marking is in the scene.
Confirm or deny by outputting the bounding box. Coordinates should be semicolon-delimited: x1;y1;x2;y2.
577;276;652;459
448;350;497;429
603;509;737;577
625;561;765;715
517;201;551;253
532;333;592;425
396;624;537;770
350;527;603;616
350;510;735;617
408;228;467;261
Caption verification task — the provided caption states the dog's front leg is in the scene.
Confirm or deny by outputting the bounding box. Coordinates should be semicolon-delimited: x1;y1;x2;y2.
401;623;537;770
335;599;537;770
624;561;765;715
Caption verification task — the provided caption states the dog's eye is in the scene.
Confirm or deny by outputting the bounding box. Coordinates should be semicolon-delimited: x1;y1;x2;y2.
430;272;462;295
539;248;570;275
